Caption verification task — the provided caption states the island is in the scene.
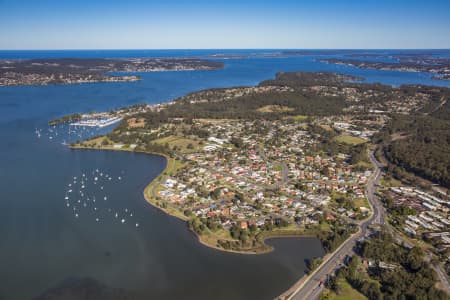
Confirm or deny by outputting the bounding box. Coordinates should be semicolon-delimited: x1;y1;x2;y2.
54;71;449;298
0;57;224;86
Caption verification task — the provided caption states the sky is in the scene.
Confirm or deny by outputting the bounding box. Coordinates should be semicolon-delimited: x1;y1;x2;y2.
0;0;450;49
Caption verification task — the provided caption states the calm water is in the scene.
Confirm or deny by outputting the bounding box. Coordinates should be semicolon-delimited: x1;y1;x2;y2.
1;49;449;300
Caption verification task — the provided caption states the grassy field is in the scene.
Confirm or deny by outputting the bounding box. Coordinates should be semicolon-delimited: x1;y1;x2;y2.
163;156;185;176
380;176;403;187
320;124;334;131
143;156;188;221
320;279;367;300
77;136;109;147
317;221;332;231
143;156;184;198
335;135;367;145
153;135;201;153
287;114;309;121
257;105;295;113
354;160;372;169
352;197;370;209
72;136;138;151
199;228;233;247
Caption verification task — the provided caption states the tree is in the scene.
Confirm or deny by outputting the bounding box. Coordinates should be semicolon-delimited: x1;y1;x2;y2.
306;257;323;274
406;247;424;271
347;255;361;281
230;137;244;148
360;281;382;300
230;225;240;239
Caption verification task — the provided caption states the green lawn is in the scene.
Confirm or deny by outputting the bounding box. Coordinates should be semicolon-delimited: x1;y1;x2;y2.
143;156;188;221
288;114;309;121
164;157;185;176
381;176;403;187
256;105;295;113
352;197;370;209
320;124;334;131
153;135;201;153
335;135;367;145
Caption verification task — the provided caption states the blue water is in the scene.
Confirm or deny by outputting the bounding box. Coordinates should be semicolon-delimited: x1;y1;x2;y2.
1;49;450;300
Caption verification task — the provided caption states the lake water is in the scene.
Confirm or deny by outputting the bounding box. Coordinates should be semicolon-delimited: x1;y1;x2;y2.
0;49;449;300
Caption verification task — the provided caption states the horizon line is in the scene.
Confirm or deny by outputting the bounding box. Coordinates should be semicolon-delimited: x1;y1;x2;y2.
1;48;450;51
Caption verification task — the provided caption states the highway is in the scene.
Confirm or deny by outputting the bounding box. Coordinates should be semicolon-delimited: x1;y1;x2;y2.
285;150;384;300
434;262;450;295
284;149;450;299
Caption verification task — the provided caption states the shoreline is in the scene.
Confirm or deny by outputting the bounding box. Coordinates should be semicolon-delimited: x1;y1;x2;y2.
69;143;322;255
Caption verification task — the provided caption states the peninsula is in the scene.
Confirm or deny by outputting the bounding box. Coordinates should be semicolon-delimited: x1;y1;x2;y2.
321;54;450;80
60;71;450;298
0;57;224;86
64;71;449;257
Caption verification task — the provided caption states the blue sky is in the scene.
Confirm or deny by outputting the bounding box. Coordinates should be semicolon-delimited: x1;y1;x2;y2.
0;0;449;49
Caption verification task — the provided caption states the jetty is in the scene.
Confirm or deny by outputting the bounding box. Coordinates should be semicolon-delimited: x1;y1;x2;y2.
70;116;122;127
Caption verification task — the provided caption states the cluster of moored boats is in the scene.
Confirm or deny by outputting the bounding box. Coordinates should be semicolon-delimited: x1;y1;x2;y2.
64;169;139;228
35;116;121;144
35;123;103;144
36;118;139;227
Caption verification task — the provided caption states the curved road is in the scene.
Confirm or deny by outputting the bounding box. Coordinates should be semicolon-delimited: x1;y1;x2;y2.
285;150;384;300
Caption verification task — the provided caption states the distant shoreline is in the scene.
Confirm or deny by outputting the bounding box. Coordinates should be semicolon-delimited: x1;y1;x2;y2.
0;57;224;87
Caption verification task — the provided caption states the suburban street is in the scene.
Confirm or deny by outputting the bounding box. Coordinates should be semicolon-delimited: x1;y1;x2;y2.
285;150;384;300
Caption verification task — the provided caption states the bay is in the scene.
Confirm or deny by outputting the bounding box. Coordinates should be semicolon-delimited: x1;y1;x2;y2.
1;49;449;300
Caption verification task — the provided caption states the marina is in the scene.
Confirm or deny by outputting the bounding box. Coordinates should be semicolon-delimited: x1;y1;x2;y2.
2;49;450;300
70;116;122;127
